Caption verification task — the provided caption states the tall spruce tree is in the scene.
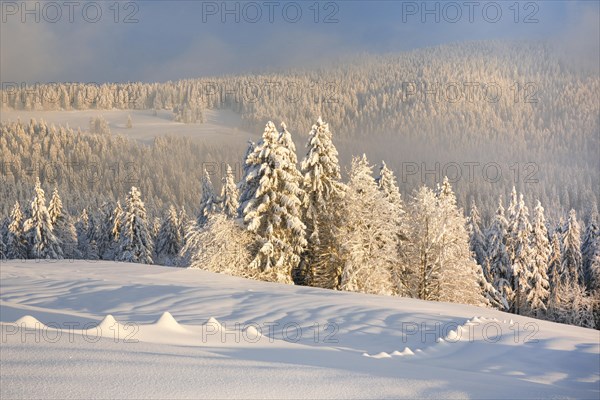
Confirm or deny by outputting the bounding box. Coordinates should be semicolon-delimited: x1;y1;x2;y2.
547;233;564;318
238;140;258;217
6;201;27;259
506;194;533;314
377;161;408;295
75;209;90;259
97;202;117;260
198;168;218;227
116;186;154;264
581;213;599;290
436;178;486;306
155;205;182;266
243;121;306;284
561;209;583;286
299;117;346;287
527;201;551;317
48;188;77;259
468;203;487;269
220;164;239;219
112;201;123;244
23;178;62;259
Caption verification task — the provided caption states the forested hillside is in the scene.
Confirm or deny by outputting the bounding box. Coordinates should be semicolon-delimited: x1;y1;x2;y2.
2;41;598;225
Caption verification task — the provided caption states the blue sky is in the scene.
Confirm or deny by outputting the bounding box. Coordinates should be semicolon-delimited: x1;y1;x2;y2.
1;1;598;83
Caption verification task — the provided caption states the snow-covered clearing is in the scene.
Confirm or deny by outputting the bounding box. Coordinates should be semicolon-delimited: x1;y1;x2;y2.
0;109;254;144
1;260;598;399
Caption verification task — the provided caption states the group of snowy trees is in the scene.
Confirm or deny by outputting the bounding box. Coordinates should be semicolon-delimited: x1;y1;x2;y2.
176;118;497;310
1;116;598;330
0;179;159;265
470;189;600;328
0;119;242;217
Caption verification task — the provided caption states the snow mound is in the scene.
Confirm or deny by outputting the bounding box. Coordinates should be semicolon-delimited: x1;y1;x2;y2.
153;312;186;331
363;351;392;359
96;314;120;330
392;347;415;356
446;329;460;341
436;337;445;343
15;315;45;329
244;325;262;339
205;317;224;331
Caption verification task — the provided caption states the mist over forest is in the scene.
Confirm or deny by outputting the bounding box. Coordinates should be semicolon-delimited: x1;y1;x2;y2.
2;40;598;228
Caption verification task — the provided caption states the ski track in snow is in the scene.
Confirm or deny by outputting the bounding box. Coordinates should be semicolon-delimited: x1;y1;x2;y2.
1;260;599;399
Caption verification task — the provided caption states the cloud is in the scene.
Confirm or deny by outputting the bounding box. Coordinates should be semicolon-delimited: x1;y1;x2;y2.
554;1;600;74
1;1;598;83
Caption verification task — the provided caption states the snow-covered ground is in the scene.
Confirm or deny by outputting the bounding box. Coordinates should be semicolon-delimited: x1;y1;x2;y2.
0;109;254;144
1;260;598;399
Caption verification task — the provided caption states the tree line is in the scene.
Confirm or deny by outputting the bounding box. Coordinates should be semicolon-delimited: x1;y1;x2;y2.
1;117;598;329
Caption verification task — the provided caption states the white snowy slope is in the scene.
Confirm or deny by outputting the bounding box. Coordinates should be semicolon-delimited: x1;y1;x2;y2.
0;108;253;144
0;260;598;399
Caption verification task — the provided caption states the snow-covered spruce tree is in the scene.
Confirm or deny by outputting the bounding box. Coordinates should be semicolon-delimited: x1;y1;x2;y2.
237;140;257;217
97;202;117;260
48;188;62;226
243;121;307;284
178;206;189;242
485;199;511;309
6;201;27;259
466;201;504;307
561;209;583;286
581;212;599;290
547;233;564;319
116;186;154;264
435;178;487;306
75;209;90;259
468;203;487;270
112;201;123;244
151;216;161;246
48;188;78;259
337;155;395;295
61;215;79;259
376;160;408;295
23;178;63;259
506;193;533;314
277;122;306;283
189;212;256;278
198;168;218;227
527;201;551;318
219;164;239;219
178;218;202;267
299;117;346;288
0;218;8;261
155;205;182;266
404;186;442;300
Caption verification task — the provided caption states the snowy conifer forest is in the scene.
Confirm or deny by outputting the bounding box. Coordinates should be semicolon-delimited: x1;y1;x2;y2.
1;3;599;397
1;110;598;328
